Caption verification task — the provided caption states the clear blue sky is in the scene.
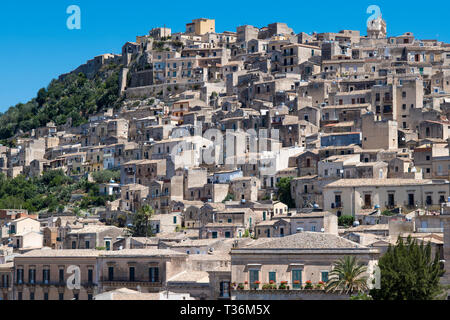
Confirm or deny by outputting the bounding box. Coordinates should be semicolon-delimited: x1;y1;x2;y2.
0;0;449;112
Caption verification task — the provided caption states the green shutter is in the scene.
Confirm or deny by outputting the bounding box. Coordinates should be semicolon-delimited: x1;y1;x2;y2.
269;272;276;283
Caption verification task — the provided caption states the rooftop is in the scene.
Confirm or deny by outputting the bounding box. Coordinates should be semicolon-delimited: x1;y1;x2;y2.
237;232;365;250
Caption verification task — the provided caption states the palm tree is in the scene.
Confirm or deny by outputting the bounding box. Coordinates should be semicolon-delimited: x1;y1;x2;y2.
325;256;369;295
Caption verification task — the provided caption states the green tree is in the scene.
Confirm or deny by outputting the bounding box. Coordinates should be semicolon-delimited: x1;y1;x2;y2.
223;193;235;203
370;236;445;300
128;205;155;237
275;177;295;208
325;256;369;295
338;215;354;227
91;169;120;184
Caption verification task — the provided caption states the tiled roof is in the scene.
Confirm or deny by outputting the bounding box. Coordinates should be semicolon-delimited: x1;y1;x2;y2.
241;232;365;249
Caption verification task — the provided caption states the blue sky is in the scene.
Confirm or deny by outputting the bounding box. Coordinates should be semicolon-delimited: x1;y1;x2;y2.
0;0;449;112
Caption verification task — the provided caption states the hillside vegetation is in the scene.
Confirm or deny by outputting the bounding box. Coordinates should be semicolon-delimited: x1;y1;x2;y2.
0;64;122;141
0;170;117;213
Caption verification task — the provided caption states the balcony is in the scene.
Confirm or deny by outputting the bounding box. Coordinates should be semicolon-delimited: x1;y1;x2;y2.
331;202;343;209
416;228;443;233
232;281;323;291
229;281;349;300
101;280;162;287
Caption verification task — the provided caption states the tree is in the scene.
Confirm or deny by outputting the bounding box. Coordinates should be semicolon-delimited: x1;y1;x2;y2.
338;215;354;227
91;169;120;184
128;205;155;238
370;236;445;300
325;256;369;295
275;177;295;208
223;193;235;203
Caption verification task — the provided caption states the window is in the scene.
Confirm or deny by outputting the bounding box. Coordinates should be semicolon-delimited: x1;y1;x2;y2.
74;293;79;300
29;269;36;284
88;269;93;284
1;274;9;288
72;241;76;249
408;193;415;206
269;272;276;283
30;292;35;300
225;231;231;238
59;293;64;301
249;270;259;289
426;195;432;206
321;271;329;282
108;267;114;281
335;194;342;208
59;269;64;284
43;269;50;284
18;292;22;300
364;194;372;208
129;267;135;282
388;194;395;207
220;281;230;298
105;240;111;251
292;269;302;289
85;241;90;249
149;267;159;283
88;294;93;300
17;269;24;284
212;231;218;239
44;293;49;300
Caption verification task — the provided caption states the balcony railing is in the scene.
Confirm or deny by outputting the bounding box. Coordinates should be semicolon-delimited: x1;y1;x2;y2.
416;227;443;233
232;281;326;291
331;202;343;209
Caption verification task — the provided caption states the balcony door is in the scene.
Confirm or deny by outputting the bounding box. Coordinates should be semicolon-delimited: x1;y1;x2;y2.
292;269;302;289
388;194;395;207
220;281;230;298
408;193;415;206
249;270;259;289
364;194;372;208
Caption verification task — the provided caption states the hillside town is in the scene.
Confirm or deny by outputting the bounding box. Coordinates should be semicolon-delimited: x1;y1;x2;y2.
2;16;450;301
